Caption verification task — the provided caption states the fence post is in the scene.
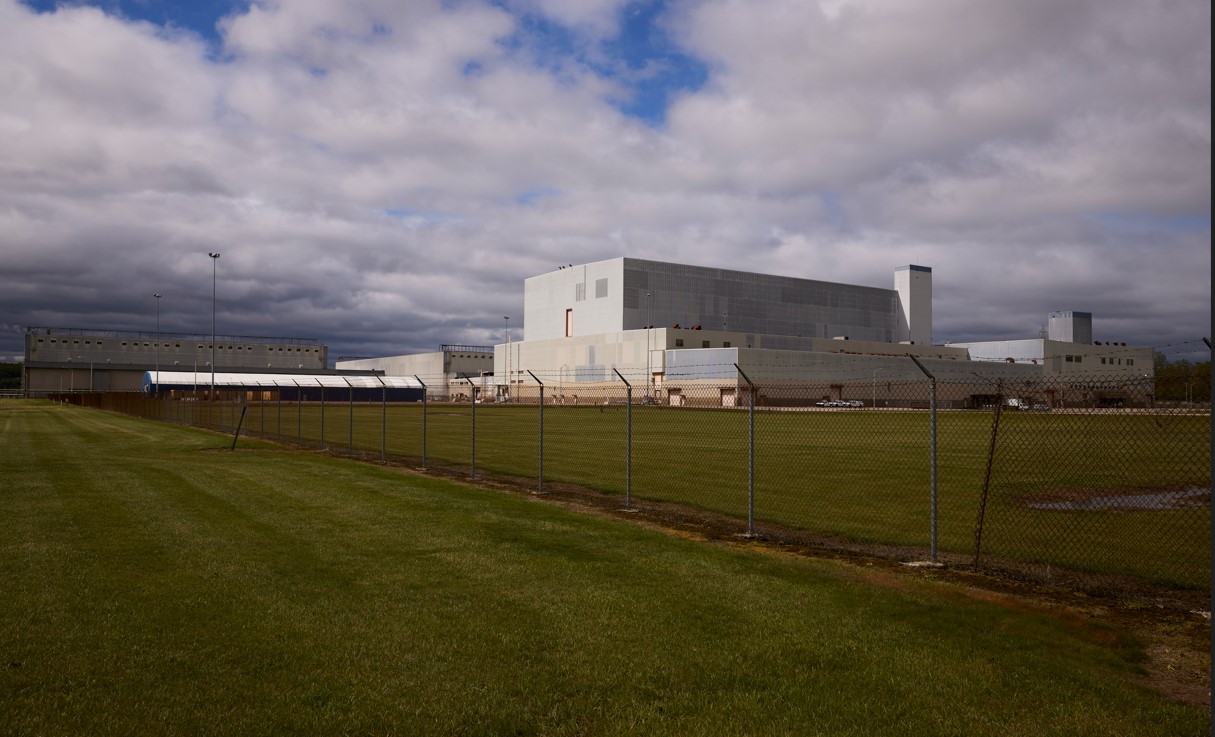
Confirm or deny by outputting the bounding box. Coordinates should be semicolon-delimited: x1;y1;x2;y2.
528;370;544;492
415;376;427;469
735;364;757;537
460;373;476;479
346;379;354;454
294;380;302;445
320;384;326;449
230;405;247;451
909;355;939;564
613;369;633;509
972;375;1004;571
276;389;281;440
380;378;387;462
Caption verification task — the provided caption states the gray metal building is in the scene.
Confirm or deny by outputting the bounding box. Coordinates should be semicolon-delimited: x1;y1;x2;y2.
23;326;328;395
524;258;931;346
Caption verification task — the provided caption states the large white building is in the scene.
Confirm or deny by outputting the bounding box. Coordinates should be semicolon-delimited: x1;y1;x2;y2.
343;258;1156;407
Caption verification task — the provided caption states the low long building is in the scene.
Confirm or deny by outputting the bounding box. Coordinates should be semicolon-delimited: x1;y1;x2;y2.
22;326;329;395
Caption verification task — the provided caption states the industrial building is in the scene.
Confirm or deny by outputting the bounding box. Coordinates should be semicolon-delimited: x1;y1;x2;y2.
336;345;494;400
343;258;1155;408
22;326;329;396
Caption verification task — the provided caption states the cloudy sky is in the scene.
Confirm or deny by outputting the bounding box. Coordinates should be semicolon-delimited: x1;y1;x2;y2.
1;0;1209;364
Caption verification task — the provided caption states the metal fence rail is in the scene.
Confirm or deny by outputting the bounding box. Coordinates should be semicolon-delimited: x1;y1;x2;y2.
55;354;1211;596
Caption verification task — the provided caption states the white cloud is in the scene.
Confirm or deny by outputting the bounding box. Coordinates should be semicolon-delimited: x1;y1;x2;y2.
0;0;1208;362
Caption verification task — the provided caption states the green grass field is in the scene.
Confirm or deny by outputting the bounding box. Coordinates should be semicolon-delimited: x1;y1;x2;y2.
1;400;1208;735
151;396;1212;589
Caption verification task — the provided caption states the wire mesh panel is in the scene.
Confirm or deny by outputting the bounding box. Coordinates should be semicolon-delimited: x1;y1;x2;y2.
539;377;633;500
630;370;751;522
64;341;1211;596
754;377;936;550
967;373;1210;588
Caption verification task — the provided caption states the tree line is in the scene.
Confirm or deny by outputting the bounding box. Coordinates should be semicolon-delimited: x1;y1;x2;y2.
1152;355;1211;402
0;363;21;391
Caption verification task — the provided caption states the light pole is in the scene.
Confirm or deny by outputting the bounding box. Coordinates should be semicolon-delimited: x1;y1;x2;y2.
154;293;162;395
208;253;220;401
504;315;510;401
873;367;885;408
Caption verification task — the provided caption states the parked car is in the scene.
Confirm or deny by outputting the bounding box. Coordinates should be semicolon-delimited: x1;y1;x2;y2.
815;399;835;407
844;400;864;408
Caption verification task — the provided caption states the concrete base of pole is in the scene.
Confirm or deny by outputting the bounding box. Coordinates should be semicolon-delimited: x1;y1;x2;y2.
901;561;945;568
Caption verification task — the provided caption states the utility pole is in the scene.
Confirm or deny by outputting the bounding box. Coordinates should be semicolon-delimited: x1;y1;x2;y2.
154;293;162;394
208;253;220;400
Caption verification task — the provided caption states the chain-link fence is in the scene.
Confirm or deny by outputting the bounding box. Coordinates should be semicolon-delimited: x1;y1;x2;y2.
54;351;1210;596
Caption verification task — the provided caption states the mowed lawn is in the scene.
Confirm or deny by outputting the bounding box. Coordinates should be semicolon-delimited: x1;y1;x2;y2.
1;400;1206;736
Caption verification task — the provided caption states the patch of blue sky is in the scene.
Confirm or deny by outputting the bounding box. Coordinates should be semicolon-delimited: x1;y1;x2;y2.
817;192;857;233
1091;212;1211;234
600;1;708;125
495;0;707;127
515;187;559;206
20;0;247;48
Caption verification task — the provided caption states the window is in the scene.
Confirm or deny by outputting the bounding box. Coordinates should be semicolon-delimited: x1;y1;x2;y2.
702;340;710;348
723;342;731;348
595;278;608;299
575;283;586;302
1075;356;1082;363
1127;359;1134;366
1065;355;1074;363
565;309;573;337
1101;358;1106;364
675;339;684;347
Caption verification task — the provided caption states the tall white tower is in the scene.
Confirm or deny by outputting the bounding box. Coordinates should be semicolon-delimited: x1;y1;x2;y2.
894;265;932;345
1047;311;1092;344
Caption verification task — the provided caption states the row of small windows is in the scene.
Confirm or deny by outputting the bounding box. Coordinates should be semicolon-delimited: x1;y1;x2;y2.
1065;354;1134;367
39;338;317;352
673;339;732;348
